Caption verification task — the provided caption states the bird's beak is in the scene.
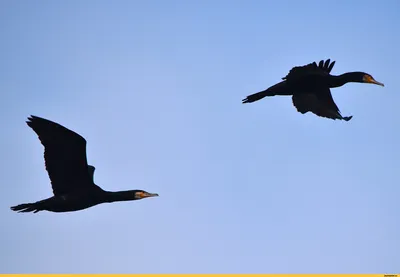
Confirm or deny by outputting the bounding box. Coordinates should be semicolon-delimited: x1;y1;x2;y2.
145;192;159;198
365;75;384;87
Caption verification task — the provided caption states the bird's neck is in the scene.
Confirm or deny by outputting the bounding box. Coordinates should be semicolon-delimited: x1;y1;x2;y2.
329;72;362;88
103;190;136;203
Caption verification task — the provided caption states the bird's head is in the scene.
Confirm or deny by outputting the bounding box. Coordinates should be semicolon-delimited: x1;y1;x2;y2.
360;72;384;86
133;190;159;200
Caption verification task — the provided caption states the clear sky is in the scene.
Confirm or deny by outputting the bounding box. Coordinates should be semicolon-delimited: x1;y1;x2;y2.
1;0;399;273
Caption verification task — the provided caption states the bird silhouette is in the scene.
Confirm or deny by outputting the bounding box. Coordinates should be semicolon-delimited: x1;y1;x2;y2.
242;59;384;121
11;115;158;213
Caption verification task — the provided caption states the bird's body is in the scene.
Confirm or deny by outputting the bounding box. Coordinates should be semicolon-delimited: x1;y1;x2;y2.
19;189;103;213
11;116;158;214
242;59;384;121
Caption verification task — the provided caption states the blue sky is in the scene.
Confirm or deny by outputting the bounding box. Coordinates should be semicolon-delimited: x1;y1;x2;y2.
1;0;399;273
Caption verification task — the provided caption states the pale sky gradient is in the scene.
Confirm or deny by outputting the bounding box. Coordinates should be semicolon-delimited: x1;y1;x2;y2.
1;0;399;273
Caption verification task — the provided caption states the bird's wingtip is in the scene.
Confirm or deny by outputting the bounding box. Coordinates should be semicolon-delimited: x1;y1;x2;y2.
26;115;36;122
26;115;44;126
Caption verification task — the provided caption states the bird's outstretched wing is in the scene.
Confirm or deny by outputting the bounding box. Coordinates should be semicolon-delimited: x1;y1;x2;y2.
282;59;335;81
26;115;95;196
291;88;352;121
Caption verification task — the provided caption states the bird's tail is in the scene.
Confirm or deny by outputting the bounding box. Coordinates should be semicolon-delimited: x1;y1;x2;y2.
242;89;271;103
242;81;291;104
10;202;42;213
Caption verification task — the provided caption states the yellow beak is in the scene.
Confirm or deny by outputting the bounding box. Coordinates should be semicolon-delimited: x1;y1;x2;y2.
365;75;384;86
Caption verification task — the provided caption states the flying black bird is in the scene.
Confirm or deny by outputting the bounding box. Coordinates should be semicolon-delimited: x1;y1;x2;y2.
11;116;159;213
242;59;384;121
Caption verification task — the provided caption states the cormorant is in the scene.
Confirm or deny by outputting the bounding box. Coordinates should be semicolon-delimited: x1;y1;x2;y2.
242;59;384;121
10;116;159;213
